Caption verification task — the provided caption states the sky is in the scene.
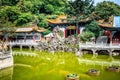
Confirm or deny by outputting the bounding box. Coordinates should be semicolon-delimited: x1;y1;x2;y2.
94;0;120;5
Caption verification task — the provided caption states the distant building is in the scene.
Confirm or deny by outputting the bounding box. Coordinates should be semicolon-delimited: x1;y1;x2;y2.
0;25;46;43
98;16;120;44
15;25;46;43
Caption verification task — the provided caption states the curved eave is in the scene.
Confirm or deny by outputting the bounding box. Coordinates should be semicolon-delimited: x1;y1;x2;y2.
98;22;113;27
16;30;33;33
16;30;46;33
37;29;47;32
47;19;92;25
99;23;120;31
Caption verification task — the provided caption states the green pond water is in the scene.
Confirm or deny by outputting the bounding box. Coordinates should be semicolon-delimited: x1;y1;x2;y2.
0;49;120;80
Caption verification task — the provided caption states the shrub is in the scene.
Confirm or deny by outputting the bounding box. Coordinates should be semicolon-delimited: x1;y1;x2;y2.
80;31;95;42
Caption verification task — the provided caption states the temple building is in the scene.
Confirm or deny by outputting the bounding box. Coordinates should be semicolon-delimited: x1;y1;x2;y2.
98;16;120;44
0;25;46;43
15;25;46;43
47;15;91;38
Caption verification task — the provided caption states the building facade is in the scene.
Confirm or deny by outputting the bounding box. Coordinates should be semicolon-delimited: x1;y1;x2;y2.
98;16;120;44
47;15;91;38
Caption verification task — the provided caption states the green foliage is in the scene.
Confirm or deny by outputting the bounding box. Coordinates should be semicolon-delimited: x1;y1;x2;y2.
16;13;37;26
0;6;20;29
31;0;43;14
44;4;54;14
80;31;95;42
46;15;58;19
44;0;65;14
43;30;51;35
0;6;20;22
65;0;94;17
95;1;120;21
0;0;20;6
85;21;103;38
0;0;66;30
37;14;48;28
17;0;33;13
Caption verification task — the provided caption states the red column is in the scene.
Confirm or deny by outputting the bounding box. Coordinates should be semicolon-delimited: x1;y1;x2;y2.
78;29;80;34
65;29;67;38
109;31;112;43
105;30;112;43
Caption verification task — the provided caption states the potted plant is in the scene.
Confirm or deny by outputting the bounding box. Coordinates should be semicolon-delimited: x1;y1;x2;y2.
66;73;79;80
88;69;100;76
108;66;120;72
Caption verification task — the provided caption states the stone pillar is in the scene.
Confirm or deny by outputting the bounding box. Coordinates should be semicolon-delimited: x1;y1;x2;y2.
75;49;83;57
9;46;12;54
20;45;22;51
29;46;32;51
108;49;113;56
92;49;98;57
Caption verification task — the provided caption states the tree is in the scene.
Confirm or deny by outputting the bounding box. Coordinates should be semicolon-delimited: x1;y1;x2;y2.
0;6;20;23
17;0;33;13
31;0;43;14
0;0;20;6
95;1;120;21
80;31;95;42
0;6;19;34
37;14;48;28
16;13;38;26
44;0;65;14
44;4;54;14
64;0;94;35
85;20;103;38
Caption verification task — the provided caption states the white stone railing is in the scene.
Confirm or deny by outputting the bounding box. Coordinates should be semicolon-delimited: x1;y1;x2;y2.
0;51;12;59
0;51;13;69
8;41;39;50
79;42;120;50
0;57;13;69
9;41;38;46
79;42;120;56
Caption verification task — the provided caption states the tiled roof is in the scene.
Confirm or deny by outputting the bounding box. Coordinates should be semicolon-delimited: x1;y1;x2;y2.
98;16;114;28
47;15;91;24
16;25;46;32
98;23;113;28
47;15;67;24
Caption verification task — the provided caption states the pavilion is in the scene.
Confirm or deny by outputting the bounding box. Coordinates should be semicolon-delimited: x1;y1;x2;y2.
98;16;120;44
0;25;46;43
14;25;46;43
47;15;92;38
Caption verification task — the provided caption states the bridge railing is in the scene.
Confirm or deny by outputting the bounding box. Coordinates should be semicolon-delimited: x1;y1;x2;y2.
0;51;12;59
9;41;38;46
79;42;120;50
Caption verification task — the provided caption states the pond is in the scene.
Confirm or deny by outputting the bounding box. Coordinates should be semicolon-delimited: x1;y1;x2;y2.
0;49;120;80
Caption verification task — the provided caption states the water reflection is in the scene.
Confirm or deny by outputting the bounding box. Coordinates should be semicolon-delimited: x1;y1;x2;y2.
0;67;13;80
